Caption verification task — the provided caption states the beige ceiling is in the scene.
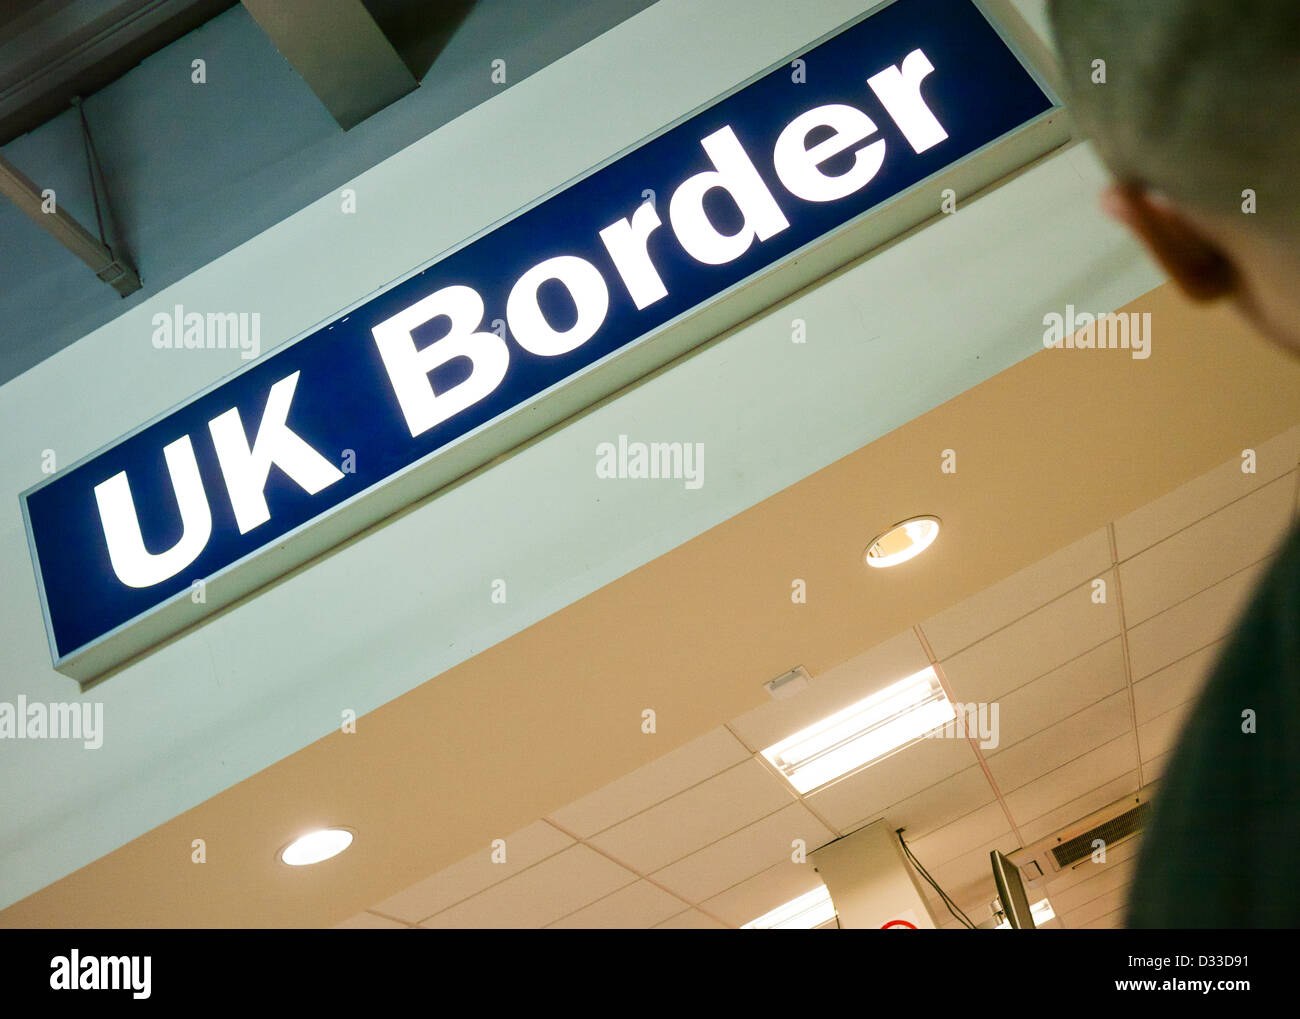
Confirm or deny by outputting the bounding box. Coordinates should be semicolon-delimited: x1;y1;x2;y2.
335;421;1297;929
4;281;1299;928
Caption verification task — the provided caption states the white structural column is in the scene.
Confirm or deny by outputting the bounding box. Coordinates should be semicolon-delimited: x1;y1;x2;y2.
811;820;939;929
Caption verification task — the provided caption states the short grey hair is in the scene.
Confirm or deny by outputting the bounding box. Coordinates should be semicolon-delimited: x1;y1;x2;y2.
1048;0;1300;236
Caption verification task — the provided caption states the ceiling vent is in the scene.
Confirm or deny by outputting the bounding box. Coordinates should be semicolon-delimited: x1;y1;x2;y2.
1050;801;1150;869
1009;787;1154;881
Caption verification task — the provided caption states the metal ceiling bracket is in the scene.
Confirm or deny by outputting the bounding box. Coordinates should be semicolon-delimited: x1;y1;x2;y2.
0;101;142;298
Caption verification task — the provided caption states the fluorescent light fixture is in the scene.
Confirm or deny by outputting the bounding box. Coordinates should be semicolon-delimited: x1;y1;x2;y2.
864;515;940;568
995;897;1055;928
279;828;354;866
762;666;955;793
742;887;837;929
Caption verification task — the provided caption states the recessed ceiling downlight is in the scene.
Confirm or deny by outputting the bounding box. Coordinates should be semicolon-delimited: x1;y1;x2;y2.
864;515;940;568
279;828;354;866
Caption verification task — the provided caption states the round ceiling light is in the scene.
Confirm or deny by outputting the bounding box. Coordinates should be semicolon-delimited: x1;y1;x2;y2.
864;515;941;568
279;828;354;866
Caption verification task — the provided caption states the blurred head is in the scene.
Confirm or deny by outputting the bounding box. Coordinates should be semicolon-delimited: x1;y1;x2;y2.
1049;0;1300;354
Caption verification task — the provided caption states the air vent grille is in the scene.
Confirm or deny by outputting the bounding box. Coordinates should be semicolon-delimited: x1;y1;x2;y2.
1051;801;1150;868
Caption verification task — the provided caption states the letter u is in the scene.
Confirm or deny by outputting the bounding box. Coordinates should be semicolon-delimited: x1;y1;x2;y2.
94;435;212;588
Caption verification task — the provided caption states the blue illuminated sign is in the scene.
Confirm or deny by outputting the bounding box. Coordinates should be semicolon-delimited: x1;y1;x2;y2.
21;0;1056;682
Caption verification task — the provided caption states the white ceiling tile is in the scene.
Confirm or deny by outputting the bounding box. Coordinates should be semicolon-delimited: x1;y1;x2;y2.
1133;641;1221;725
418;845;636;928
1050;857;1135;916
546;880;687;929
373;819;573;923
929;884;1004;926
928;831;1022;911
651;803;834;904
1137;702;1196;763
1113;425;1300;560
906;800;1011;871
992;638;1127;751
546;727;750;838
587;759;792;873
653;909;727;929
1004;732;1137;826
1143;751;1172;784
845;764;996;843
1118;474;1295;626
1015;770;1141;845
919;528;1112;659
925;879;997;926
987;690;1132;793
1080;907;1125;929
701;860;827;928
332;911;408;929
940;576;1121;704
1060;886;1129;928
1126;562;1264;680
728;629;930;752
803;735;977;832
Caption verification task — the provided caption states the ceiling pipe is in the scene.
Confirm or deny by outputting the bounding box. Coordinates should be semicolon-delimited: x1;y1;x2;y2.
0;148;142;297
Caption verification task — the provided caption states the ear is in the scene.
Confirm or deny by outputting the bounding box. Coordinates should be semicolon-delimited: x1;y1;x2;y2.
1100;184;1237;301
